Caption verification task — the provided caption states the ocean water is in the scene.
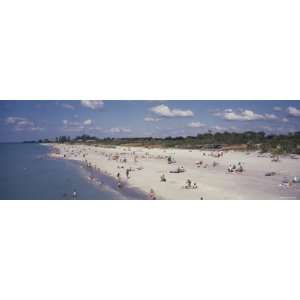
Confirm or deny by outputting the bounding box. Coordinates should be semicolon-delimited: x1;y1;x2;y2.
0;143;147;200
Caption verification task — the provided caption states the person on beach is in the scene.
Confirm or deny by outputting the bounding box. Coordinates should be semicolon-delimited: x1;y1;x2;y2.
236;162;244;173
160;174;166;182
117;172;121;180
185;179;192;189
149;189;156;200
126;168;130;179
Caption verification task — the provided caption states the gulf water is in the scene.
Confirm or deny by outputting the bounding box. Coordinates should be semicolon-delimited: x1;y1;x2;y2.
0;143;146;200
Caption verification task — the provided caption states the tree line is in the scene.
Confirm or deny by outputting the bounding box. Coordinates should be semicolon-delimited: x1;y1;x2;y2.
38;131;300;154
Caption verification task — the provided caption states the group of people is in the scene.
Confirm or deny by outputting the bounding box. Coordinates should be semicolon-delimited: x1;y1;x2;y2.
196;160;219;168
210;151;224;158
116;168;132;188
161;173;198;190
184;179;198;189
228;162;244;173
59;145;210;200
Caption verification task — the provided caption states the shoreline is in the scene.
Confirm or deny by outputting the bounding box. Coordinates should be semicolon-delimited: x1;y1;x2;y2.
47;145;150;200
78;161;150;200
47;143;300;200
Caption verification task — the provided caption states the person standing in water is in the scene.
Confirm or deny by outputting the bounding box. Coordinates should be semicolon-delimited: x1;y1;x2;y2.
72;189;77;199
149;189;156;200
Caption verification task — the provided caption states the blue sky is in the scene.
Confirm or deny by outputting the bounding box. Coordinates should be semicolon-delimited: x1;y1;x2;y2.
0;100;300;142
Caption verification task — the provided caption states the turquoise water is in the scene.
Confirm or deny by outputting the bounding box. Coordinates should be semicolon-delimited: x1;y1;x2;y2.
0;143;147;200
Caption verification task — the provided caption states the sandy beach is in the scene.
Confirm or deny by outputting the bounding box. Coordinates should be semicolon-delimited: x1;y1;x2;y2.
49;143;300;200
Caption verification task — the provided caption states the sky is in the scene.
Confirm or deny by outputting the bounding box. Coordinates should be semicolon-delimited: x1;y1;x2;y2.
0;100;300;142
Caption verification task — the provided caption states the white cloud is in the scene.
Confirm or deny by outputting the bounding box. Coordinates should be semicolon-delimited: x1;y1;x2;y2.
62;119;95;132
81;100;104;110
273;106;282;111
109;127;132;133
150;104;194;117
282;118;289;123
62;103;75;110
224;110;264;121
144;117;160;122
83;119;92;125
287;106;300;117
6;117;28;125
264;113;278;120
6;117;43;131
187;122;206;128
214;109;278;121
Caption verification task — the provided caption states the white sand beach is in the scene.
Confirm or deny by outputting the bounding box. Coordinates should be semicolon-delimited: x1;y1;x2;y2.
50;144;300;200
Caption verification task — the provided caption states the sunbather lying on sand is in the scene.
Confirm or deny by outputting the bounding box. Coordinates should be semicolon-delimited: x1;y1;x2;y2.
265;172;276;176
160;174;166;182
228;165;234;173
195;160;203;167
